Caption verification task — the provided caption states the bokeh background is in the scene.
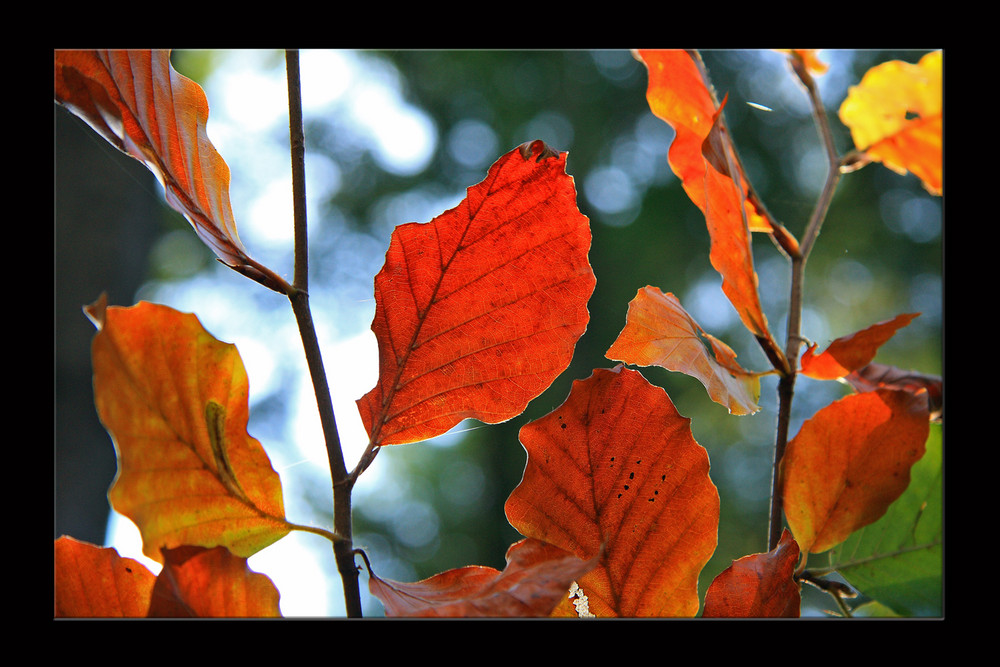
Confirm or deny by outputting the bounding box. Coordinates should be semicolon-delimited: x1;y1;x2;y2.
55;49;942;617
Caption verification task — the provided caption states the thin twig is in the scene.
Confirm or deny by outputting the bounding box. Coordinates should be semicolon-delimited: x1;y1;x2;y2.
284;50;363;618
286;50;309;293
766;52;843;552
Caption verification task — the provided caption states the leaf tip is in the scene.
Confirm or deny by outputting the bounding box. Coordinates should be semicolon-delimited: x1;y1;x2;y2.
83;292;108;330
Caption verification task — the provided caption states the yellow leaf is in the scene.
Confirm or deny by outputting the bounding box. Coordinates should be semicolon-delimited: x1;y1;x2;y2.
88;297;290;562
839;51;942;195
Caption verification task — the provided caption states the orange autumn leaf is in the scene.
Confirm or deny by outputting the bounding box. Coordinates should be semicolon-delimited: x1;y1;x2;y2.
800;312;920;380
775;49;829;76
356;140;596;446
368;538;598;617
702;529;801;618
780;389;930;554
606;286;761;415
54;50;289;293
636;50;772;234
87;296;290;563
637;50;772;339
839;51;942;195
505;366;719;617
54;536;156;617
147;546;281;617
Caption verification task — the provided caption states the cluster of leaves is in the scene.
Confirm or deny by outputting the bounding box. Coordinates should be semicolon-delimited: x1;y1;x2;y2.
54;48;942;618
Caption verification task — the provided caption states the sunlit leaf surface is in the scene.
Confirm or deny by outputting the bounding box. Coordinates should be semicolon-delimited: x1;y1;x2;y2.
606;286;760;415
839;50;942;195
780;389;930;554
54;49;289;292
357;140;596;446
506;366;719;617
87;297;290;562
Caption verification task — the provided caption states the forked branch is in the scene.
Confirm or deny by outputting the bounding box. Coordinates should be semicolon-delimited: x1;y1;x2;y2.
766;52;844;552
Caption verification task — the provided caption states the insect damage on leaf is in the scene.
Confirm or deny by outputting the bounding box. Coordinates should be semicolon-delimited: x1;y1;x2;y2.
205;400;248;502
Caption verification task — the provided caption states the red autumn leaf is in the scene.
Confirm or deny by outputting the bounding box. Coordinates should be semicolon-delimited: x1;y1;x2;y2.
356;140;596;446
800;312;920;380
780;389;930;554
54;49;289;293
505;366;719;617
702;529;801;618
844;362;942;423
606;286;761;415
86;295;290;563
839;51;942;195
54;536;156;617
147;545;281;617
368;538;598;617
637;50;773;339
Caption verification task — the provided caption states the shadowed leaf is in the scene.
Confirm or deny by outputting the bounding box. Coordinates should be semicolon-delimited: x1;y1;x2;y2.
703;529;800;617
368;538;598;617
844;362;942;423
148;545;281;617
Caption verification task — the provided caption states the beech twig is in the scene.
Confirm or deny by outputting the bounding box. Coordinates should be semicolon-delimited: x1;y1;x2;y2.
284;50;362;618
765;52;844;552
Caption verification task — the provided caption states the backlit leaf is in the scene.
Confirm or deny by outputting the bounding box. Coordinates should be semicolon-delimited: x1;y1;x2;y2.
702;529;800;618
780;389;930;554
776;49;829;76
839;50;942;195
87;296;290;562
637;50;772;339
505;366;719;617
606;286;760;415
147;545;282;617
357;140;596;446
54;49;289;293
800;312;920;380
368;538;598;617
54;536;156;617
